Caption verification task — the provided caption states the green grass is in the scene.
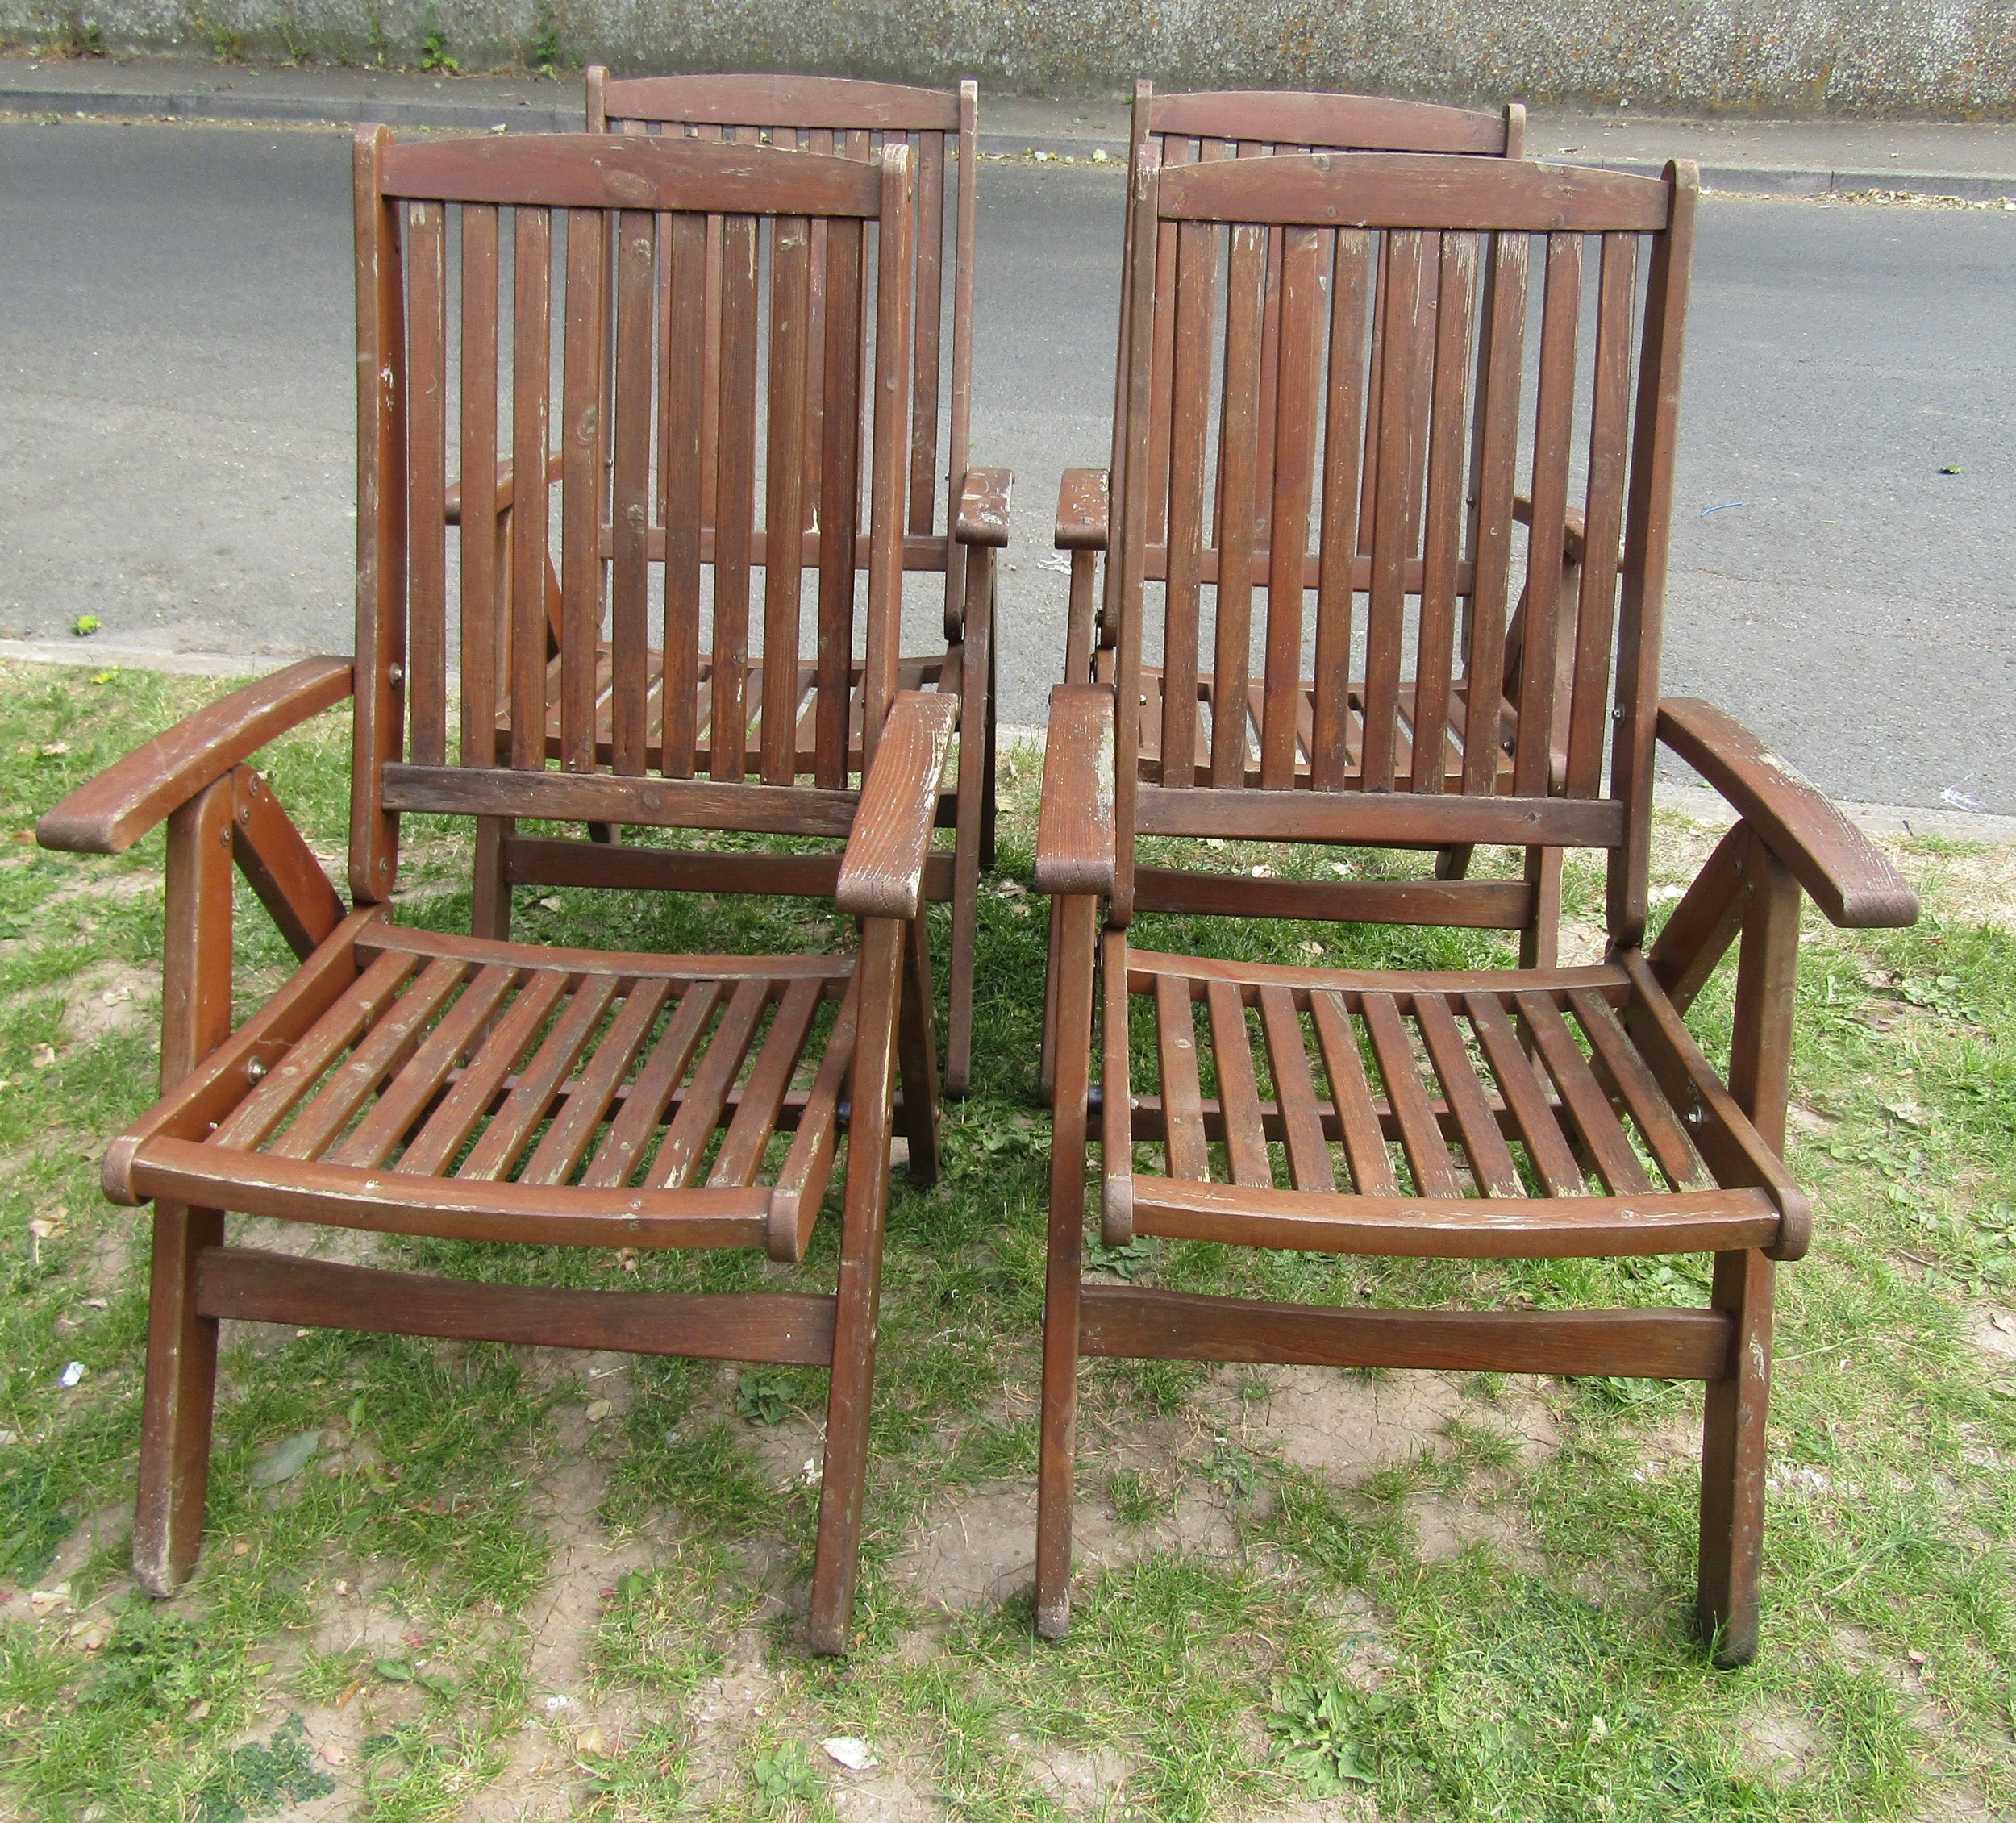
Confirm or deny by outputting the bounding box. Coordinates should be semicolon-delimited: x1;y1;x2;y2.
0;660;2011;1821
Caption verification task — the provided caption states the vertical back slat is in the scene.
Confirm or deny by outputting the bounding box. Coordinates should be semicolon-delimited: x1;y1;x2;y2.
1410;230;1480;793
711;211;760;781
509;206;552;771
1309;229;1372;791
1143;134;1193;547
660;213;707;779
762;214;814;785
1210;223;1267;788
1159;214;1215;789
1259;224;1324;789
1513;231;1585;796
406;200;448;769
609;208;656;776
1564;231;1640;796
908;131;945;535
559;207;606;774
861;146;917;772
1460;231;1528;793
457;206;501;769
814;215;866;788
1359;229;1427;792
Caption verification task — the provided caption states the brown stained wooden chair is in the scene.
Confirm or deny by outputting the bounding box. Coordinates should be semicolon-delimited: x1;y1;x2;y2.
37;128;968;1656
444;69;1005;1097
1039;87;1577;1092
1033;147;1920;1667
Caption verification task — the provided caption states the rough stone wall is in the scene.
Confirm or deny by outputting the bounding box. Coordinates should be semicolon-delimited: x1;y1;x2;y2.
6;0;2014;114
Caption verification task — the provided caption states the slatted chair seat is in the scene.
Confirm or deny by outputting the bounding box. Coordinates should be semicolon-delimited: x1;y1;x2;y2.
1101;949;1801;1261
104;911;884;1263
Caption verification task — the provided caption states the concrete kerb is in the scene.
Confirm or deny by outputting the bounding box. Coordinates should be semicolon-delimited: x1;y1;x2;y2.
5;79;2015;201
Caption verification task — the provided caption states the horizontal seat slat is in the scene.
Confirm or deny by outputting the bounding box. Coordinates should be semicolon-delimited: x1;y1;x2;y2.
129;1136;773;1249
1129;1175;1781;1259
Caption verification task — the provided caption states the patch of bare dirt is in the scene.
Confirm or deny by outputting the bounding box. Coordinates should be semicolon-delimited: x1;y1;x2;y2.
1218;1365;1527;1484
1966;1306;2016;1363
1734;1700;1826;1786
59;960;155;1047
1405;1492;1539;1569
1020;1740;1131;1814
827;1758;944;1822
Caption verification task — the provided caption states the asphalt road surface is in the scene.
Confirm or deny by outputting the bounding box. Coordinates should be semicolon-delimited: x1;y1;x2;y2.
4;120;2012;811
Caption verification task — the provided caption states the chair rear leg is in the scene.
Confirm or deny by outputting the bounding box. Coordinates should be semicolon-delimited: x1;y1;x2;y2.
943;578;995;1099
133;1201;225;1595
980;624;999;872
808;917;903;1655
1519;845;1562;969
1698;1248;1773;1667
1036;894;1098;1638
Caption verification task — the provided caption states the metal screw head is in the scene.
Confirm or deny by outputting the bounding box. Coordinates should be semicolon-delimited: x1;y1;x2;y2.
246;1058;267;1082
388;663;405;686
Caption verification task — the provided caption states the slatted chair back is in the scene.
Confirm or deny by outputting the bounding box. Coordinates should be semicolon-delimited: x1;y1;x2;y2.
1123;84;1526;556
1105;149;1697;944
351;128;917;905
585;70;977;626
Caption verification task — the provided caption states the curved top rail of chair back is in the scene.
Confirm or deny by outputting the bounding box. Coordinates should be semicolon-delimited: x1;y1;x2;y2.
377;129;886;214
1152;148;1672;232
1146;87;1515;155
595;69;964;132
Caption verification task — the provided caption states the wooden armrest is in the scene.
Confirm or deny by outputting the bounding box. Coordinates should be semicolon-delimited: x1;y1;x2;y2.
1512;493;1587;565
444;452;563;527
1056;468;1110;551
1657;697;1918;929
37;656;354;856
956;467;1013;547
1035;684;1117;899
836;691;961;920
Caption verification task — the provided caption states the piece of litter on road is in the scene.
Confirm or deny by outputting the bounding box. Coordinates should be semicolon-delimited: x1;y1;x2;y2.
1939;786;1984;812
544;1693;570;1712
1699;501;1747;517
1651;883;1685;901
58;1362;84;1388
1036;553;1073;573
822;1738;878;1771
584;1399;612;1424
1938;464;1961;475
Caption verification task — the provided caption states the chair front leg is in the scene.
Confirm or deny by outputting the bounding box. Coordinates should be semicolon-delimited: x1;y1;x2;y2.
898;914;942;1185
134;775;236;1595
1035;893;1100;1638
809;915;904;1655
1698;840;1799;1665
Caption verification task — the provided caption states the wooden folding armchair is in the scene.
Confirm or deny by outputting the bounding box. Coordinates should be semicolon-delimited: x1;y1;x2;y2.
447;68;1003;1097
1035;147;1918;1665
39;127;962;1654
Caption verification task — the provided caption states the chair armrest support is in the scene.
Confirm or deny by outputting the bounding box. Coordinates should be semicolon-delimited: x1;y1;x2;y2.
1035;685;1117;900
1512;493;1587;565
444;450;562;526
1657;697;1918;929
37;656;355;857
1056;468;1110;551
956;468;1013;547
837;691;961;921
